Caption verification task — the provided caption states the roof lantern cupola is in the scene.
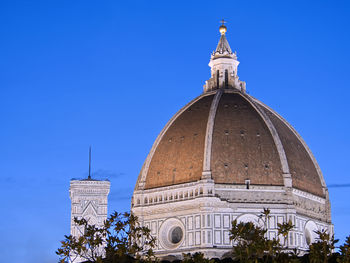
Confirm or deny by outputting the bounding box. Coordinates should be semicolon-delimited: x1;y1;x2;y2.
204;20;246;93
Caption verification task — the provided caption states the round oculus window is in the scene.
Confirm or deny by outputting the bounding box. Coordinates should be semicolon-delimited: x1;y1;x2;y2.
159;218;185;249
170;226;183;244
305;229;312;245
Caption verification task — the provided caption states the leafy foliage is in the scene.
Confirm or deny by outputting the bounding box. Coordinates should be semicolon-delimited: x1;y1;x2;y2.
337;236;350;263
338;236;350;263
229;219;272;262
309;229;338;263
56;212;156;263
230;209;301;263
57;208;349;263
227;208;345;263
182;252;215;263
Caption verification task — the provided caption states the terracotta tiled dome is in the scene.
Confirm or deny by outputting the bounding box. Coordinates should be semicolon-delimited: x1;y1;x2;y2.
135;24;327;199
137;89;325;198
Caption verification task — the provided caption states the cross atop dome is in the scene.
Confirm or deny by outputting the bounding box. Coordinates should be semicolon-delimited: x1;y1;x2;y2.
219;19;227;35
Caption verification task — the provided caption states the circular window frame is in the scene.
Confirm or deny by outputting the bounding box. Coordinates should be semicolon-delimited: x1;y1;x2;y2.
159;218;185;250
236;213;264;228
304;220;318;247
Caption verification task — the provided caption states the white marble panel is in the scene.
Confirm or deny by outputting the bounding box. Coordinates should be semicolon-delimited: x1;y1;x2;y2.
223;230;230;244
151;221;157;235
207;230;212;244
214;214;221;228
188;232;194;246
195;215;201;229
195;231;201;245
269;216;276;229
223;214;230;228
207;214;211;227
214;230;221;244
188;216;193;230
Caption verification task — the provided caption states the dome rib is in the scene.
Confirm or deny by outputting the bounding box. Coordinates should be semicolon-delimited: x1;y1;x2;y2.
203;90;291;185
210;91;286;185
243;94;290;176
252;99;327;197
136;92;215;190
202;89;223;177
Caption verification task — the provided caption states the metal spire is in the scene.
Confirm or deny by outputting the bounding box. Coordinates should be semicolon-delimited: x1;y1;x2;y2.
88;146;92;179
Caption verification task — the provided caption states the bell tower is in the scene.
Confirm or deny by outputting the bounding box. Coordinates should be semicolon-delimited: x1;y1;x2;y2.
69;148;110;244
69;179;110;236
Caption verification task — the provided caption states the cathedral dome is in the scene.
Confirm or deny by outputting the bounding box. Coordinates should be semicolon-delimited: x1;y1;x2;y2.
136;89;325;197
135;24;326;199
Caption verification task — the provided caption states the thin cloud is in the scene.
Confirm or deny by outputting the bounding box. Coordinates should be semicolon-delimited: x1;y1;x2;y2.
0;177;15;183
109;188;133;202
79;169;125;180
109;194;132;202
328;184;350;188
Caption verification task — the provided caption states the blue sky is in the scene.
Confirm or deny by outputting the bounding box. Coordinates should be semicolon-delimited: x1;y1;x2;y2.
1;0;349;262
